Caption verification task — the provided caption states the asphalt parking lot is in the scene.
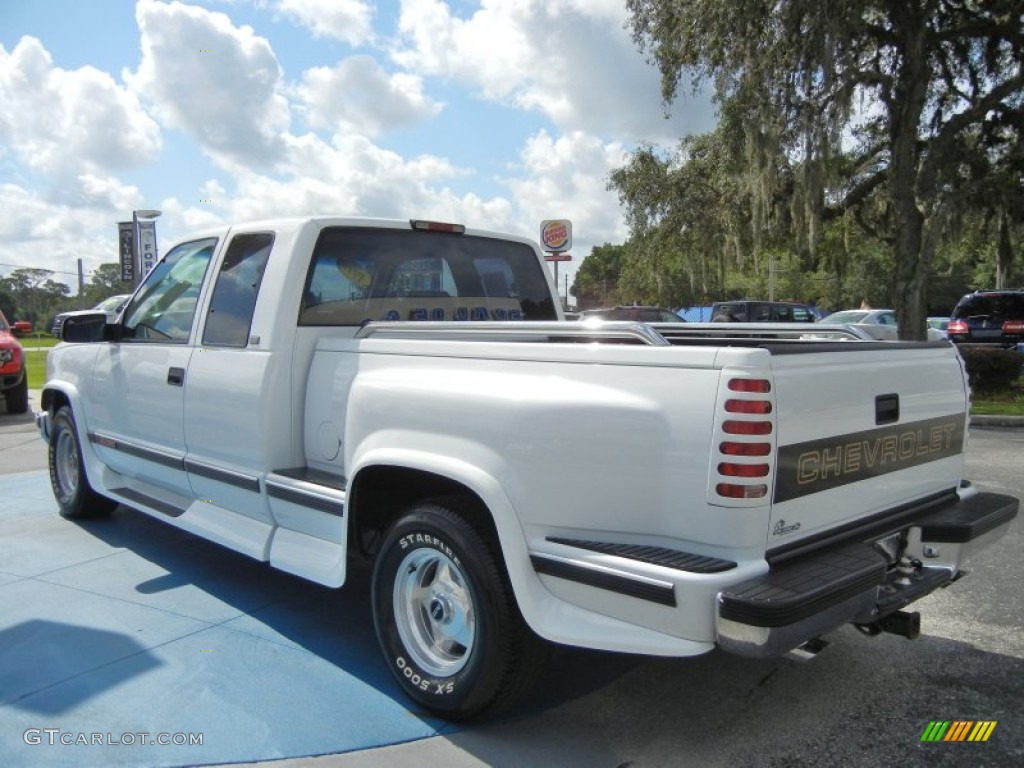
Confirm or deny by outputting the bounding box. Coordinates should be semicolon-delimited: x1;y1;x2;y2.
2;393;1022;767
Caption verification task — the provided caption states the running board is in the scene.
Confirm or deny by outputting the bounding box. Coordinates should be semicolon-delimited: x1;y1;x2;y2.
108;486;187;518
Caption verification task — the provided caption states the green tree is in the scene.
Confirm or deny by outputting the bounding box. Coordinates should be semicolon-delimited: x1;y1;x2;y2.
84;263;132;306
626;0;1024;339
610;131;765;306
571;243;627;308
0;290;15;322
0;268;70;326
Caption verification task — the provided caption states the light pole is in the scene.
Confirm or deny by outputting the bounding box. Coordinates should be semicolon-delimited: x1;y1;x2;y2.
133;208;162;288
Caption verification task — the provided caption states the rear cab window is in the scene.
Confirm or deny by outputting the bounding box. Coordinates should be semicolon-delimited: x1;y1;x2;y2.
299;227;557;326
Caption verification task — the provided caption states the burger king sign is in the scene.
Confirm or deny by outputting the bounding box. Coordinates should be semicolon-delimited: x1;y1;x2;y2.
540;219;572;253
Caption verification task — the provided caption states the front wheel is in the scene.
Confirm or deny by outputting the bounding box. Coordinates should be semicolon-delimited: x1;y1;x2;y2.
49;406;117;519
371;498;545;719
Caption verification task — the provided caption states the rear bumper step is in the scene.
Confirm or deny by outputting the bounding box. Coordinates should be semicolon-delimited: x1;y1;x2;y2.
717;491;1018;657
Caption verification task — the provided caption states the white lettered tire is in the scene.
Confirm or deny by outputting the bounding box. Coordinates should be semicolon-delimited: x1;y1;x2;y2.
371;497;545;720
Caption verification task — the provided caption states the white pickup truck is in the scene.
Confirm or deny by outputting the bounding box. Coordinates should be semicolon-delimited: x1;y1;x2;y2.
38;216;1018;719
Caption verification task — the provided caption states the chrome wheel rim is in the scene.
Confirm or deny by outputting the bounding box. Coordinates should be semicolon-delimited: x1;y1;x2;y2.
54;428;79;500
393;547;476;676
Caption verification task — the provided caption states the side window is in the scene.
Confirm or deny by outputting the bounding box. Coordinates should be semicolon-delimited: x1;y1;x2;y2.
121;238;216;342
202;233;274;347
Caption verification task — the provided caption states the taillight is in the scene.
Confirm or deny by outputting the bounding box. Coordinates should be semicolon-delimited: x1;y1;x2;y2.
716;483;769;499
713;377;774;501
1003;319;1024;334
723;420;772;435
718;462;769;477
729;379;771;393
720;442;771;456
724;399;772;414
947;319;968;335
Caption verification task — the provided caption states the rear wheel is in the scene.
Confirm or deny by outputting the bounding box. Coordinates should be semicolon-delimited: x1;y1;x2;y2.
49;406;116;519
4;374;28;414
371;497;545;719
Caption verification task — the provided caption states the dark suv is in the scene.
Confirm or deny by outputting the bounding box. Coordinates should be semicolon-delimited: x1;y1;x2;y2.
710;300;816;323
947;289;1024;347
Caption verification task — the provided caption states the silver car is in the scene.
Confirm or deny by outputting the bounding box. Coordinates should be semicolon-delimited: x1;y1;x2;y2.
824;309;945;340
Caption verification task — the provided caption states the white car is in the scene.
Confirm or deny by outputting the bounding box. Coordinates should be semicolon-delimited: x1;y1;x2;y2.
824;309;946;341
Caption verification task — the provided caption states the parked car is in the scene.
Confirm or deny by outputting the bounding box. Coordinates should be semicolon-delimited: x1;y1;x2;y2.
927;317;951;338
822;309;946;341
580;306;685;323
947;289;1024;347
51;293;132;337
710;300;816;323
0;309;29;414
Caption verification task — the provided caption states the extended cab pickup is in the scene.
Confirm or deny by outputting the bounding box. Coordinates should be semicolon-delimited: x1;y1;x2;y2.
37;216;1018;719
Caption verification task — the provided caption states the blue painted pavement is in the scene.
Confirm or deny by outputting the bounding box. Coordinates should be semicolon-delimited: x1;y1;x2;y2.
0;471;452;767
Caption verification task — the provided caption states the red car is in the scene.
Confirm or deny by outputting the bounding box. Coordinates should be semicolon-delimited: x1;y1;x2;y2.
0;310;29;414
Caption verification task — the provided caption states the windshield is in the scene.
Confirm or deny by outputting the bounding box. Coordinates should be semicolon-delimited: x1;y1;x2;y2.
95;294;130;312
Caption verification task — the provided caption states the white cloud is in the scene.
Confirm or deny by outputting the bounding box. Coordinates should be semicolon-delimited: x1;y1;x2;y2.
270;0;376;46
127;0;290;166
0;182;146;282
295;55;441;137
392;0;715;143
506;129;630;254
207;131;478;221
0;36;160;177
0;0;684;299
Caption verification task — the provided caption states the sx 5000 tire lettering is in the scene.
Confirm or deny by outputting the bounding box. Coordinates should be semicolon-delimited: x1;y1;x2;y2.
371;497;546;720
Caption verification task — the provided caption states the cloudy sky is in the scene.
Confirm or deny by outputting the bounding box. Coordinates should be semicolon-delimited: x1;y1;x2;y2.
0;0;715;302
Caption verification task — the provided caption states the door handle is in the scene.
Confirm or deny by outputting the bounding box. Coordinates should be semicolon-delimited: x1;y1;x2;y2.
167;367;185;387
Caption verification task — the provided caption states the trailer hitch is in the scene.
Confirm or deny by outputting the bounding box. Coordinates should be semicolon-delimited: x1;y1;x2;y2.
855;609;921;640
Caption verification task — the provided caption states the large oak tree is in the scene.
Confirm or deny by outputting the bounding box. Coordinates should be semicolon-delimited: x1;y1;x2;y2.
625;0;1023;338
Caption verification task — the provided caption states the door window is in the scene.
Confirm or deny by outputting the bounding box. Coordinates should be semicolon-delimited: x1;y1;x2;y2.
202;233;274;347
121;238;217;342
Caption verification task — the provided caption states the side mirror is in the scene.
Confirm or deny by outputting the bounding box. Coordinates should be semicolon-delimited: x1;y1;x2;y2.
61;312;110;343
12;320;32;337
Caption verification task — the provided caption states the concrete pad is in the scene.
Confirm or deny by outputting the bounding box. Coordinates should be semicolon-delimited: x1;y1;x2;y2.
0;389;49;475
0;472;450;767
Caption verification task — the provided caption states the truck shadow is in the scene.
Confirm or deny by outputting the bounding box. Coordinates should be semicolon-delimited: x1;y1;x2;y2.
59;505;645;724
11;501;1023;766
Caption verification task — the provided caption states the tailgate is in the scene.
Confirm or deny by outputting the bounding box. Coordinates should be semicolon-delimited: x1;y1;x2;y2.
766;343;968;548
